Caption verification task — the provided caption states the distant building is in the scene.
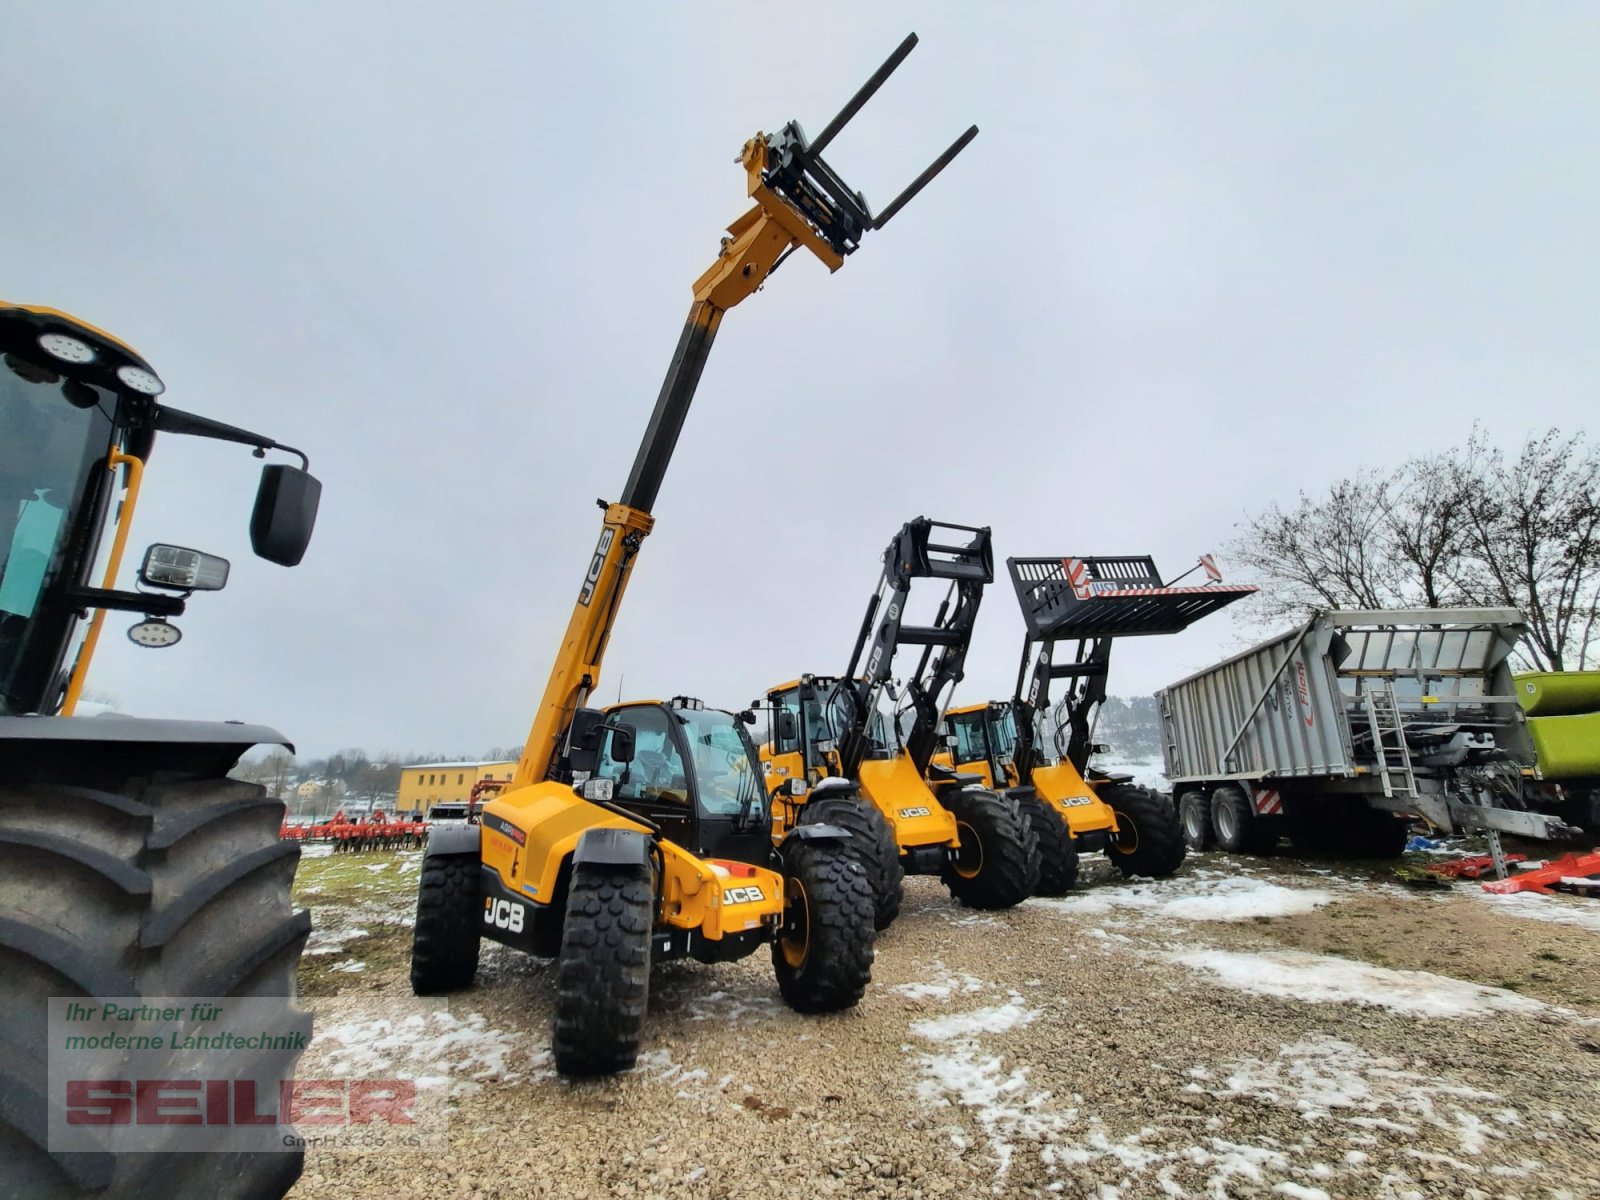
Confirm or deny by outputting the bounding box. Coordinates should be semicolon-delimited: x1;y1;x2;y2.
396;761;516;815
295;780;327;799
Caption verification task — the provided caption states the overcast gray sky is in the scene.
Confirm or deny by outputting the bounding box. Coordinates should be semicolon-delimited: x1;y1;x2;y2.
5;3;1596;759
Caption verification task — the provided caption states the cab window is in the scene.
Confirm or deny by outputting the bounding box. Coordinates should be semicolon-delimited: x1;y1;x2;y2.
772;689;802;755
950;714;989;763
598;706;688;804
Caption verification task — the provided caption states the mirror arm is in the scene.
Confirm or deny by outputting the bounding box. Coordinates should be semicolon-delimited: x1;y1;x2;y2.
153;405;311;470
62;587;186;617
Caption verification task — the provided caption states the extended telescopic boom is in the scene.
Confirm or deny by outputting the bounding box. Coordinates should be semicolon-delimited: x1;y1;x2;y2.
514;35;978;787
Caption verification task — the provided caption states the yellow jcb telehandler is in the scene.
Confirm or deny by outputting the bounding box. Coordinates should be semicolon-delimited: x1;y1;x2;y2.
936;553;1256;890
761;518;1040;928
0;301;323;1198
408;35;978;1077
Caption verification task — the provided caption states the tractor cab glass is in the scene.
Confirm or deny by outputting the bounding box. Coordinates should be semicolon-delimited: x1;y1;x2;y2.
947;710;990;765
0;352;117;713
987;705;1019;764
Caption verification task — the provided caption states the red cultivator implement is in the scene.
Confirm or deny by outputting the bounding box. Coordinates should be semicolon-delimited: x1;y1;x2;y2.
280;810;427;851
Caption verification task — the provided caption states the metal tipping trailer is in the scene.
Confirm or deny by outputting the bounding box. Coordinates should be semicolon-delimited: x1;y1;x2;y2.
1156;608;1583;858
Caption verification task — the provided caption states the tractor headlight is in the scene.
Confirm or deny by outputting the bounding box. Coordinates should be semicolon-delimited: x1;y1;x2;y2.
37;333;96;364
116;364;165;395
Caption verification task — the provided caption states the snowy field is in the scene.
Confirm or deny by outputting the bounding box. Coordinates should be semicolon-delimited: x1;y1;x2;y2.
288;829;1600;1200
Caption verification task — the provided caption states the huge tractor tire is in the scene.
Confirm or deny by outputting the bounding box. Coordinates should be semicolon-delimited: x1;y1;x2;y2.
772;839;875;1013
551;865;652;1077
0;761;310;1200
1102;785;1187;877
1178;789;1213;851
799;795;903;930
941;789;1040;910
1019;793;1078;896
1210;785;1278;855
409;853;481;995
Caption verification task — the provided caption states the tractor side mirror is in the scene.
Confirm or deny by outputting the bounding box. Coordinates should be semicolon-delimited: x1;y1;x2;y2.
777;711;797;741
251;464;322;567
945;733;960;751
608;723;637;764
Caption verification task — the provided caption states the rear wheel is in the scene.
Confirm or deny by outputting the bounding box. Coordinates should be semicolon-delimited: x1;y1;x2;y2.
0;754;310;1200
1102;785;1187;877
409;853;481;994
772;839;875;1012
1346;807;1411;858
552;865;652;1077
799;795;903;930
941;789;1040;910
1211;785;1277;855
1178;789;1213;851
1019;793;1078;896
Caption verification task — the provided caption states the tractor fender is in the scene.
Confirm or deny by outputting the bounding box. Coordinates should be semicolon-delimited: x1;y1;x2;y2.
780;822;851;851
424;822;481;858
573;826;654;870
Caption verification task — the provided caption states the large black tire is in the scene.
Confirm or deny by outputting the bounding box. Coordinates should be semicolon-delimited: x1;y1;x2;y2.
1210;785;1277;855
551;865;652;1077
1019;792;1078;896
1102;785;1187;877
771;839;875;1012
799;795;903;931
0;761;310;1200
409;853;481;994
1346;807;1411;859
941;789;1040;910
1178;789;1213;851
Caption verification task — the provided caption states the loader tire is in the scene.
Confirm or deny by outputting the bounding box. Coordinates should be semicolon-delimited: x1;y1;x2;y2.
1178;790;1213;851
1103;785;1187;877
1210;785;1277;855
799;796;903;930
772;839;875;1013
552;865;652;1077
409;853;481;994
941;789;1040;910
1020;793;1078;896
0;765;309;1200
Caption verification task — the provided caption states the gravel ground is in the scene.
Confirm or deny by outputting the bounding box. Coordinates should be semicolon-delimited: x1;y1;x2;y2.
287;845;1600;1200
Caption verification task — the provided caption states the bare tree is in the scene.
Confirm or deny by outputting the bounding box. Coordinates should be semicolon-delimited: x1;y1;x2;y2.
1230;427;1600;669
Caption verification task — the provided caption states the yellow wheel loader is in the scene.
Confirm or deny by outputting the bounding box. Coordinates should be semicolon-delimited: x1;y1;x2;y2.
0;302;322;1198
935;554;1256;891
761;519;1040;929
408;34;978;1077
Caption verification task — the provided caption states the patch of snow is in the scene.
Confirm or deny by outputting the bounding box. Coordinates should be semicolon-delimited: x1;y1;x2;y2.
330;959;366;973
1167;948;1547;1018
305;925;370;956
365;862;389;873
309;1009;543;1098
893;964;989;1003
1089;755;1167;791
300;842;333;858
1477;891;1600;934
685;986;783;1024
1032;875;1335;923
912;1001;1038;1041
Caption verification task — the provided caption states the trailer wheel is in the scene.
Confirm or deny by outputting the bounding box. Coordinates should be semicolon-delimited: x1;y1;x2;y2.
1102;785;1187;877
1178;790;1213;851
772;839;875;1012
409;853;481;994
1210;785;1277;855
941;789;1041;909
1019;793;1078;895
1347;808;1410;859
799;796;903;930
0;764;310;1200
552;865;652;1077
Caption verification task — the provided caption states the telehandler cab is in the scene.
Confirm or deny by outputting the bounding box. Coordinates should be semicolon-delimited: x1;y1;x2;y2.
0;301;322;1198
408;34;978;1077
937;554;1256;889
762;518;1040;928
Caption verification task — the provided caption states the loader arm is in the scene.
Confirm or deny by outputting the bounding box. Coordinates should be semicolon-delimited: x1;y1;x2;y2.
512;36;979;788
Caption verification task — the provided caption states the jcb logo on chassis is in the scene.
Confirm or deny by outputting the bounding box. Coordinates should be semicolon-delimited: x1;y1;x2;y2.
897;806;931;818
1061;795;1095;808
483;898;525;933
721;886;764;906
578;528;615;606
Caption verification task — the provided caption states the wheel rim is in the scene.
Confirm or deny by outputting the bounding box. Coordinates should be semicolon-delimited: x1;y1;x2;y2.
778;875;811;968
1182;801;1205;841
1215;803;1237;843
951;820;984;879
1109;809;1139;856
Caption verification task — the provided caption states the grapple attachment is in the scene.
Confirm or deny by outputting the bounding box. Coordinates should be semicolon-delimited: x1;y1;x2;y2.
1007;555;1257;640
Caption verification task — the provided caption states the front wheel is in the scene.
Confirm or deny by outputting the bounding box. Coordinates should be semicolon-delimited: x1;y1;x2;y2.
1018;792;1078;896
1102;785;1187;877
941;789;1040;910
772;839;875;1012
551;865;652;1077
409;852;481;994
799;795;903;931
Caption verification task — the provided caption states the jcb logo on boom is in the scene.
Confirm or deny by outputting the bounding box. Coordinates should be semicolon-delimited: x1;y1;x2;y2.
483;898;525;933
578;528;615;606
897;806;931;818
721;886;764;906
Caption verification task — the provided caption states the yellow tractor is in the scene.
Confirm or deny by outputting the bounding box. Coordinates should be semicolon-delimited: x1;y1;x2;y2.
408;35;978;1076
0;301;322;1196
936;553;1256;889
762;518;1040;928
